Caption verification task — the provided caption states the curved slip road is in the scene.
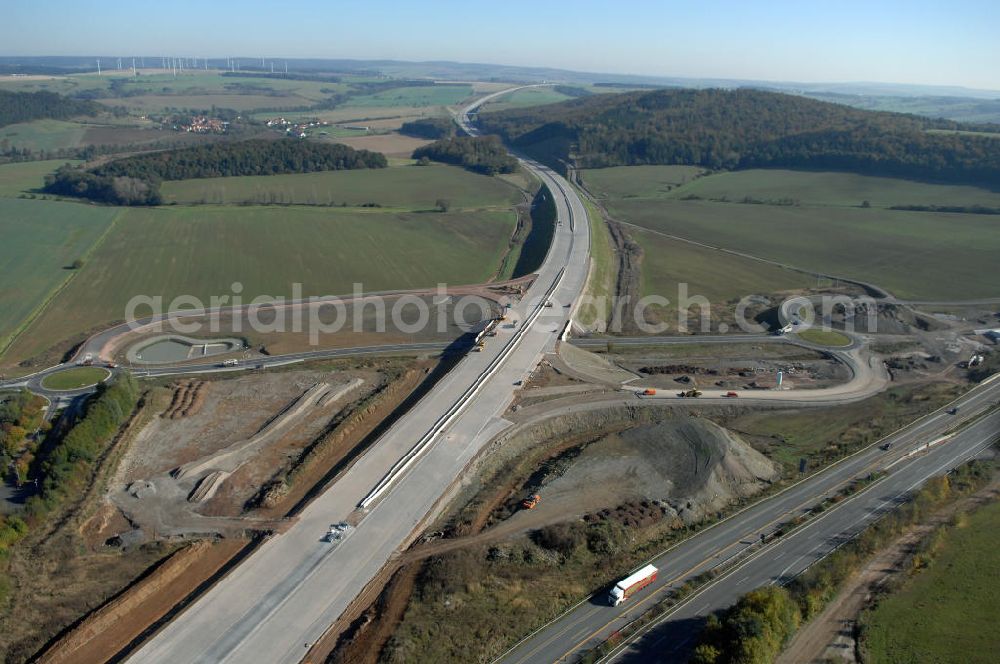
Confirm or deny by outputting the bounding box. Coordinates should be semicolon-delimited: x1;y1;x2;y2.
126;87;592;664
496;376;1000;664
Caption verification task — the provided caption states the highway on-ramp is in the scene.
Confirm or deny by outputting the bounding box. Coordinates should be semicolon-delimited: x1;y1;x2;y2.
127;87;592;664
497;377;1000;664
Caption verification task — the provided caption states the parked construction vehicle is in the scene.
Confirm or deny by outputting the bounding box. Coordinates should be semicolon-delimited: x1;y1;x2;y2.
641;388;657;396
608;564;658;606
677;389;702;398
521;494;540;510
220;358;239;367
724;391;739;398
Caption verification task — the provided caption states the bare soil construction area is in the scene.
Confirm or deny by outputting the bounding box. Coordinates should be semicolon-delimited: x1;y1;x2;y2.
106;367;380;539
606;342;850;391
11;355;442;664
509;417;779;525
327;404;780;662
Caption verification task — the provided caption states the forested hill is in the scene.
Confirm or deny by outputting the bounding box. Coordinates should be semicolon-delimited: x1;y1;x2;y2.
45;139;387;205
92;138;387;180
478;88;1000;184
0;90;101;128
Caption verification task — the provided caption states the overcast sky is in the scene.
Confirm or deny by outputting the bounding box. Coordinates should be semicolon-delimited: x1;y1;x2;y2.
4;0;998;91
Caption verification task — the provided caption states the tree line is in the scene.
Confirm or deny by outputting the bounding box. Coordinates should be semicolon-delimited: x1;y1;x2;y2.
26;374;140;521
1;390;48;487
412;135;518;175
0;376;140;604
0;90;101;128
44;138;387;205
399;117;457;139
479;88;1000;185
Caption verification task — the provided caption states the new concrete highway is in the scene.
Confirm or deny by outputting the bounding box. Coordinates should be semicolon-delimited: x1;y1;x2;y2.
3;85;991;664
127;87;592;664
497;377;1000;664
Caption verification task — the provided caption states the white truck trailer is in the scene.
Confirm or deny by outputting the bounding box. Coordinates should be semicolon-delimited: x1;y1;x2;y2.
609;564;658;606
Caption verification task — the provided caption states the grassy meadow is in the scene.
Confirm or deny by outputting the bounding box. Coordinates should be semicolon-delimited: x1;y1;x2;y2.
664;168;1000;209
795;328;851;346
0;159;82;197
577;193;615;328
0;198;119;353
6;204;516;363
343;84;474;108
632;225;814;320
0;119;88;153
480;87;577;111
581;165;706;200
160;163;524;209
40;366;110;390
584;166;1000;300
861;499;1000;664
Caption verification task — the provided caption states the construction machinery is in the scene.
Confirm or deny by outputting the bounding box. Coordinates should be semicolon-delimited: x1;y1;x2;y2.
677;389;702;398
521;494;540;510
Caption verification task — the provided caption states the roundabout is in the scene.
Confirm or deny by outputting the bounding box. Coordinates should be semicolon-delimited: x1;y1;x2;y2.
39;366;111;391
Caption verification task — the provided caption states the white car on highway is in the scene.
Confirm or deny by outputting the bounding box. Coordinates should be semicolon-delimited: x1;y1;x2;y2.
324;522;350;542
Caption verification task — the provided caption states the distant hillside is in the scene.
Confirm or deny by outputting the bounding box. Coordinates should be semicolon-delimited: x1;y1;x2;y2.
0;90;101;128
479;88;1000;184
802;92;1000;125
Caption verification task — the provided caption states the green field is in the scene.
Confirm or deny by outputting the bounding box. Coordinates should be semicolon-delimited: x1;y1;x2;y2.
862;499;1000;664
480;87;577;111
582;165;707;200
0;159;81;197
0;72;345;105
0;119;88;153
796;329;851;346
0;199;119;353
40;366;110;390
663;168;1000;209
634;224;813;303
8;204;516;363
100;93;316;113
577;194;615;328
160;163;523;209
340;85;474;108
0;73;110;96
584;166;1000;300
616;199;999;300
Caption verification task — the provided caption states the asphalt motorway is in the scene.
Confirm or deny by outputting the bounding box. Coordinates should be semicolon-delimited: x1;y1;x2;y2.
497;377;1000;664
127;88;592;664
609;408;1000;663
